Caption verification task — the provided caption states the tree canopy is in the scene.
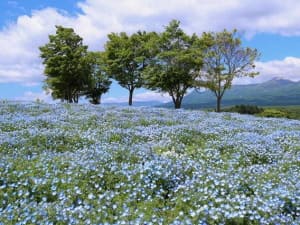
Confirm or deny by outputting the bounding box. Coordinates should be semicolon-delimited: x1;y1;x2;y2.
39;23;260;108
143;20;203;109
104;31;156;105
196;30;259;112
84;52;111;104
39;26;90;103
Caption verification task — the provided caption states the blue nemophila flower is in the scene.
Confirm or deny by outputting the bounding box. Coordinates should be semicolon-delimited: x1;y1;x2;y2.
0;102;299;224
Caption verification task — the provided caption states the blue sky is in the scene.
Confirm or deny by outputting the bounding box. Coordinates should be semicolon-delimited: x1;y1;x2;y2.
0;0;300;103
0;1;80;25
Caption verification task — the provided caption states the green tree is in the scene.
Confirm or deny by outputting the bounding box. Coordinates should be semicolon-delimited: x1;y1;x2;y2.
39;25;89;103
104;31;156;106
84;52;111;104
196;30;259;112
143;20;203;109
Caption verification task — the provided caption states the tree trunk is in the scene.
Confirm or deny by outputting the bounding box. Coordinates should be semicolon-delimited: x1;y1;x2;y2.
67;89;73;103
128;88;134;106
216;96;222;112
93;95;101;105
74;93;79;103
171;94;182;109
174;98;182;109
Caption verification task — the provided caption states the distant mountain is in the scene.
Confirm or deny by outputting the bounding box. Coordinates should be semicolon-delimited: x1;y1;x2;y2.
165;78;300;109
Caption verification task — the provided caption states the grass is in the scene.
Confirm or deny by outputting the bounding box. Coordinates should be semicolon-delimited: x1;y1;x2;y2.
263;105;300;119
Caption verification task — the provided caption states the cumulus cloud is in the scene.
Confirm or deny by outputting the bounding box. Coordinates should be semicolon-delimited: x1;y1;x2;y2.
0;8;74;85
1;0;300;87
234;57;300;84
76;0;300;36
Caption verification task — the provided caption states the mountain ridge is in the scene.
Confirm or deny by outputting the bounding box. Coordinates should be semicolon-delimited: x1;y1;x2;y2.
164;78;300;109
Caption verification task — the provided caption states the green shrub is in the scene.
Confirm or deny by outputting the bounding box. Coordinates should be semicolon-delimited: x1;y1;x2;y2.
263;106;300;120
258;109;289;118
224;105;264;115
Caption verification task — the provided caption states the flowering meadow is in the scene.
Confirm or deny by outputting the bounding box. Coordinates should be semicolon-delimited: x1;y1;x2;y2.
0;102;299;225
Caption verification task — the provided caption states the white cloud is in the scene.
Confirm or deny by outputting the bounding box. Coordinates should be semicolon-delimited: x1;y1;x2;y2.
0;8;74;85
1;0;300;87
16;90;54;102
0;63;42;83
133;91;171;103
234;57;300;84
102;91;171;103
76;0;300;37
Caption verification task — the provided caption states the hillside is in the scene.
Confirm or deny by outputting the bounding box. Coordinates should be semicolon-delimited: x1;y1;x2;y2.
0;102;300;224
176;78;300;109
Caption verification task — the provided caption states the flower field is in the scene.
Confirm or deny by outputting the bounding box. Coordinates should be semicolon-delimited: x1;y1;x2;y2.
0;102;299;225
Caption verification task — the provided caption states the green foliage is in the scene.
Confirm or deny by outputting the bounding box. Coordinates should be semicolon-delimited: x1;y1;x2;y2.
154;129;217;158
258;108;289;118
196;30;260;112
39;26;90;103
224;217;258;225
104;31;156;105
0;123;24;132
224;105;264;114
84;52;112;104
109;133;123;143
0;133;95;155
143;20;203;109
219;104;300;120
263;106;300;120
245;150;272;165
